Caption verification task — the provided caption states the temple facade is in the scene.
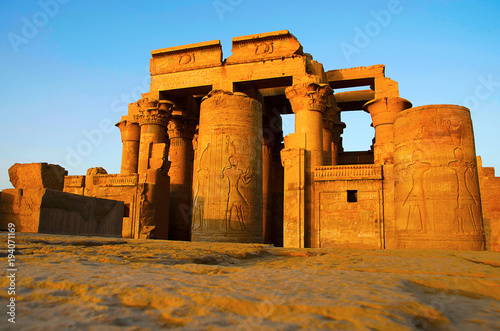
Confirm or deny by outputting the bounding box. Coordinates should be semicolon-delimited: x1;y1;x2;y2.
4;30;497;250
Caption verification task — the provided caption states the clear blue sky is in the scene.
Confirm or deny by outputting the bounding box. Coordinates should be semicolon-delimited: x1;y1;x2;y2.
1;0;499;189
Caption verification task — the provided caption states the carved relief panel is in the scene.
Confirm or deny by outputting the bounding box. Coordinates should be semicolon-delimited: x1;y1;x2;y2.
393;105;484;250
191;90;263;243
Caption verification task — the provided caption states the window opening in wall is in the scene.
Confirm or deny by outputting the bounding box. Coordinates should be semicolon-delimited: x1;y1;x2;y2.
347;190;358;203
281;113;295;137
341;111;374;152
124;204;130;217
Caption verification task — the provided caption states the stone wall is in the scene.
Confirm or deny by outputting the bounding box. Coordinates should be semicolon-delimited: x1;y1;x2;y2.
314;165;383;249
0;188;123;237
63;173;138;238
478;157;500;251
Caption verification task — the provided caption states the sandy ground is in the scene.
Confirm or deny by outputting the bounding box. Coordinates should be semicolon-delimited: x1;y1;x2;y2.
1;233;500;330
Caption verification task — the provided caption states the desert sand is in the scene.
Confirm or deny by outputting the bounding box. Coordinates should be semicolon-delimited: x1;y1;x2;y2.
1;233;499;330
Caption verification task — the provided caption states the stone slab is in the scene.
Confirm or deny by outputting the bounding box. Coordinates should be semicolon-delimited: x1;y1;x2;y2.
150;40;222;75
9;163;67;190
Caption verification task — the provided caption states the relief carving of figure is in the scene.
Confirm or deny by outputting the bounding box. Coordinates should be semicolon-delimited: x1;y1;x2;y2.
138;184;155;238
447;116;463;146
222;156;254;231
225;135;236;155
448;148;479;234
402;150;432;233
192;143;210;231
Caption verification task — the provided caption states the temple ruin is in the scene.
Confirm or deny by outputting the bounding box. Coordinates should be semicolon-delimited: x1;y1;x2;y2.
1;31;499;250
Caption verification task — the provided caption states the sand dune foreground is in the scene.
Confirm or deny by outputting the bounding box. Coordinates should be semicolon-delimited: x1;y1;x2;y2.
1;233;499;330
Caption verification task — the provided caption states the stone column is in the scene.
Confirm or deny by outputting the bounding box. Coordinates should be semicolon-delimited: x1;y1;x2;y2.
262;140;273;243
134;98;173;239
322;105;340;166
363;97;412;165
331;121;346;165
285;81;333;248
191;90;263;243
271;137;284;246
167;114;197;241
393;104;484;250
116;118;140;174
285;82;332;170
135;99;173;175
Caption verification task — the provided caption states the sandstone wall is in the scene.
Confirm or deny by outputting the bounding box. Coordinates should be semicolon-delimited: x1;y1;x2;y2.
478;157;500;251
0;188;123;237
314;165;383;249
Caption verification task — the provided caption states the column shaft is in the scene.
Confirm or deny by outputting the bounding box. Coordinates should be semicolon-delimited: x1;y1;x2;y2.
192;90;263;243
116;120;140;174
168;116;196;241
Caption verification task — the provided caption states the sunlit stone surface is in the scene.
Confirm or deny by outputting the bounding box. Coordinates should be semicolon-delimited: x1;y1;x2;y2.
1;233;500;330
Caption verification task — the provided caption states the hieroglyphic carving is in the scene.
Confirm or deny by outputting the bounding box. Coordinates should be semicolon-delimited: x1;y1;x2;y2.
447;115;463;146
192;125;199;152
401;150;432;233
393;104;484;249
192;143;210;231
255;42;273;55
191;90;262;242
448;147;480;234
179;53;195;65
225;135;237;155
222;155;254;230
138;183;155;238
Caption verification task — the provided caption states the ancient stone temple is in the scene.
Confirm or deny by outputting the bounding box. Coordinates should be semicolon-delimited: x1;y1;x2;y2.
2;30;498;250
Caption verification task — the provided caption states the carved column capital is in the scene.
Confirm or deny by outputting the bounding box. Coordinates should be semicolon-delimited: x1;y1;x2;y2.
285;82;333;114
322;105;341;131
332;121;346;139
134;98;174;127
116;119;141;142
167;116;197;139
363;97;412;127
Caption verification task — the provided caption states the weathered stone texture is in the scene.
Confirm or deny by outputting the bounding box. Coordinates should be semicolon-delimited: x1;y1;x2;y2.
314;165;383;249
478;157;500;251
9;163;67;190
192;90;263;243
393;105;484;250
0;188;123;237
226;30;303;65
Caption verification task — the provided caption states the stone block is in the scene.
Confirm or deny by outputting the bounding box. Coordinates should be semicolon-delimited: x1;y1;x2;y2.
150;40;222;75
0;188;123;237
227;30;303;65
38;189;123;237
9;163;67;190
